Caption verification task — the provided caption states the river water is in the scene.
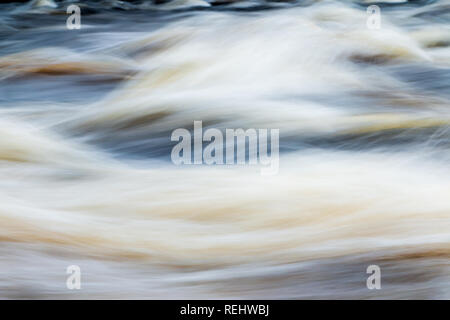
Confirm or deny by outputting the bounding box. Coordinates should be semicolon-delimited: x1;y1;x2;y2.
0;0;449;299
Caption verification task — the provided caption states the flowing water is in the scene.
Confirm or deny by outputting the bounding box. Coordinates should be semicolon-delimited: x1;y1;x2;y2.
0;0;449;299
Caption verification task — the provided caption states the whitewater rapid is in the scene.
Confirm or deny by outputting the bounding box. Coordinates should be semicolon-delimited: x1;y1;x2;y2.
0;0;449;299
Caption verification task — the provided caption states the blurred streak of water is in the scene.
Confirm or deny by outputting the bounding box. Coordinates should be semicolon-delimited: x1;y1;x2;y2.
0;0;449;299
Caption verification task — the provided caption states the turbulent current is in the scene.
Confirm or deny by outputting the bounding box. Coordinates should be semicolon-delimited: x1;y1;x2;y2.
0;0;449;299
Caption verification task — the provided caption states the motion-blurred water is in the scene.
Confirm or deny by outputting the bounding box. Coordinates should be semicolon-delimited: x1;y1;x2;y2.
0;0;449;299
